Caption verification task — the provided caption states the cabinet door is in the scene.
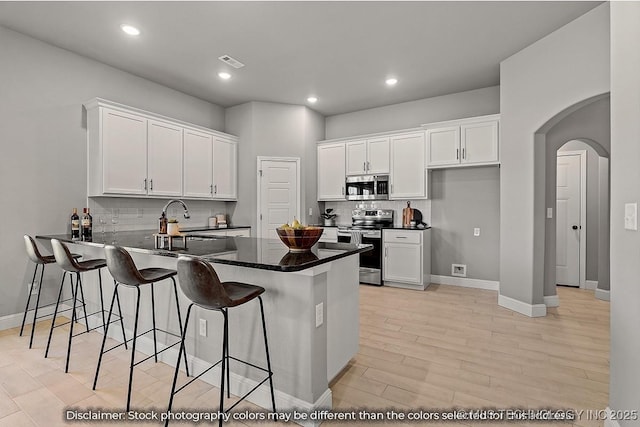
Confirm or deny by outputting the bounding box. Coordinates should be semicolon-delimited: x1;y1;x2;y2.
383;243;422;284
345;140;367;175
367;137;390;174
147;120;183;197
183;129;213;198
102;108;148;195
213;138;237;200
426;126;460;167
317;143;346;200
461;120;499;165
390;132;426;199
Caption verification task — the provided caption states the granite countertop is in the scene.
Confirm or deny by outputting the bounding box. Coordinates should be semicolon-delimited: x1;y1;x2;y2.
36;230;371;272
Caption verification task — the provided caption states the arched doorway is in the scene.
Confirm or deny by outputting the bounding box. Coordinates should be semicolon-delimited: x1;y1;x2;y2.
533;94;610;309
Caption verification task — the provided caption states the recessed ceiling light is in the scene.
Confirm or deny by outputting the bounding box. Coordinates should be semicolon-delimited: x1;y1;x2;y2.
120;24;140;36
218;72;231;80
385;78;398;86
307;96;318;104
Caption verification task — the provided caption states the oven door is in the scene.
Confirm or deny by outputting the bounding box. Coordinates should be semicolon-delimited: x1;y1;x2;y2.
360;232;382;286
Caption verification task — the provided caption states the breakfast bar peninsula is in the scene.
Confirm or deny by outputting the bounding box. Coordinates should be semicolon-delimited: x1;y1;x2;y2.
36;230;369;419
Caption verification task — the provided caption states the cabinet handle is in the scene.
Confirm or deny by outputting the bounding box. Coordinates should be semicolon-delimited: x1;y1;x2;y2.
456;148;459;160
396;236;407;239
214;184;217;194
462;148;466;159
363;161;366;171
210;184;213;195
342;186;345;195
385;246;388;257
367;161;370;171
144;178;147;190
150;179;153;191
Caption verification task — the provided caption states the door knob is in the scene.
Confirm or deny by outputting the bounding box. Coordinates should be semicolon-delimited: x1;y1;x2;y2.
572;225;579;230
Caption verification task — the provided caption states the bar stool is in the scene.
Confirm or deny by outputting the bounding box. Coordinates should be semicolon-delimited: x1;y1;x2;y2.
165;256;276;427
45;239;126;373
93;245;189;411
21;235;82;349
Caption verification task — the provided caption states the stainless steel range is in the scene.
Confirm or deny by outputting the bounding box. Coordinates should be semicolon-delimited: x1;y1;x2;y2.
337;209;394;286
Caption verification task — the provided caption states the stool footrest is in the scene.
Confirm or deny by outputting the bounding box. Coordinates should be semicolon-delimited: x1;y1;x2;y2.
173;359;223;395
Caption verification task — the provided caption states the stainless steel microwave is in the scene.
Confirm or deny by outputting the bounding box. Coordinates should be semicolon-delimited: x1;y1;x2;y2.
345;175;389;200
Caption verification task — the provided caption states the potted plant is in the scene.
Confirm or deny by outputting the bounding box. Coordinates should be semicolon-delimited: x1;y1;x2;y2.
167;218;180;236
321;209;337;226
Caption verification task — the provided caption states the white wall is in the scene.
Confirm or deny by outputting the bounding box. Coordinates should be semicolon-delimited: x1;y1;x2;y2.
225;102;325;232
498;4;609;310
0;26;225;320
325;86;499;139
610;1;640;422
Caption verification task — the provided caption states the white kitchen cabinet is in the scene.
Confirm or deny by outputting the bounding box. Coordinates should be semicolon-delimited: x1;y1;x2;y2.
147;119;183;197
389;132;427;199
346;137;389;175
317;143;346;200
183;129;213;198
383;229;431;290
212;137;237;200
99;107;148;195
425;115;499;168
86;98;238;200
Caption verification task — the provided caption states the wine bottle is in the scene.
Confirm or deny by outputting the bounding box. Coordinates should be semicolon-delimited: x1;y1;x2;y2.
71;208;80;240
82;208;93;240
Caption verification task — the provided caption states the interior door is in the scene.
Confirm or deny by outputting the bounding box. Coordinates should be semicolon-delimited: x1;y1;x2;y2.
556;154;581;286
258;159;299;240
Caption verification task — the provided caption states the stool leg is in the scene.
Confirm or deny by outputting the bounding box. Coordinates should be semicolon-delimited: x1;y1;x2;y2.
93;283;118;391
219;309;228;427
28;264;46;349
45;272;67;358
258;296;276;412
165;303;193;427
225;311;230;398
76;273;90;332
98;269;106;333
115;281;128;349
20;263;39;337
65;273;82;373
150;283;158;363
171;277;189;377
126;286;142;411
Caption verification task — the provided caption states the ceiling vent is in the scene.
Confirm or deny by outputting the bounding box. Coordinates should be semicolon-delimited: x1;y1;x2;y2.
218;55;245;69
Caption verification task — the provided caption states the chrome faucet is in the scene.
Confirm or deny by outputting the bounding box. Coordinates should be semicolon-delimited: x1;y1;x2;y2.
162;199;191;219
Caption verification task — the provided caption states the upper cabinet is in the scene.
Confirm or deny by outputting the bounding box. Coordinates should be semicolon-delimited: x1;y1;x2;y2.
425;115;500;168
86;98;238;200
345;137;389;175
317;142;346;201
389;132;427;199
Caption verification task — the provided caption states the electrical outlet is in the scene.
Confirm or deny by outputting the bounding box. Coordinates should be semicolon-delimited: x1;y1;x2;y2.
27;282;38;295
309;208;313;217
199;319;207;337
315;302;323;327
547;208;553;219
624;203;638;231
452;264;467;277
473;228;480;237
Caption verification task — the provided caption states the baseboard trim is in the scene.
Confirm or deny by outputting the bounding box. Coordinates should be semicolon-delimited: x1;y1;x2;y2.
0;303;63;332
430;275;499;291
544;295;560;307
498;294;547;317
585;280;598;290
595;288;610;301
604;407;621;427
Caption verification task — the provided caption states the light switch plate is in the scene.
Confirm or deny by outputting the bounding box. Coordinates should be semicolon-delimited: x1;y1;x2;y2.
624;203;638;231
473;228;480;237
199;319;207;337
315;302;323;327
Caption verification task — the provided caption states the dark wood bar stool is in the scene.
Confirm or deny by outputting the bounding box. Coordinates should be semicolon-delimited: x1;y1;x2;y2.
21;235;82;349
45;239;127;373
93;245;189;411
165;256;276;427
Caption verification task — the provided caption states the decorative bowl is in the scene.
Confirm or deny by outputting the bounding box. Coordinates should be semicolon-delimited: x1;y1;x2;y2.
276;227;324;252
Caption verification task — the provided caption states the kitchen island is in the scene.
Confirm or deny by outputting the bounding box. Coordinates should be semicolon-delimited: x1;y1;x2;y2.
36;231;369;422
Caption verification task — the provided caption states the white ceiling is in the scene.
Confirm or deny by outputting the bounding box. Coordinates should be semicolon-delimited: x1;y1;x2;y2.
0;1;600;116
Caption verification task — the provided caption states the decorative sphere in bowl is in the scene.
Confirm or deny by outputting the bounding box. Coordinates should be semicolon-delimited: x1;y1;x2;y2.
276;226;324;252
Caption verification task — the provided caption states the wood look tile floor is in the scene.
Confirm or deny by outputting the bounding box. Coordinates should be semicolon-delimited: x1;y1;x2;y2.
0;284;608;426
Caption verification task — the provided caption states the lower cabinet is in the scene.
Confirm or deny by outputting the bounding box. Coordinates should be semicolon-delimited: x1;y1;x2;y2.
382;229;431;290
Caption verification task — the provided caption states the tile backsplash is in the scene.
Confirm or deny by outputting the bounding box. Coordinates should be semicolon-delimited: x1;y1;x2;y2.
323;199;431;227
88;197;230;232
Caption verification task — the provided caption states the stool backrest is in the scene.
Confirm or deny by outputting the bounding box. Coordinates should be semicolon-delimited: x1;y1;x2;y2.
177;256;232;309
51;239;81;272
24;235;46;264
104;245;147;286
